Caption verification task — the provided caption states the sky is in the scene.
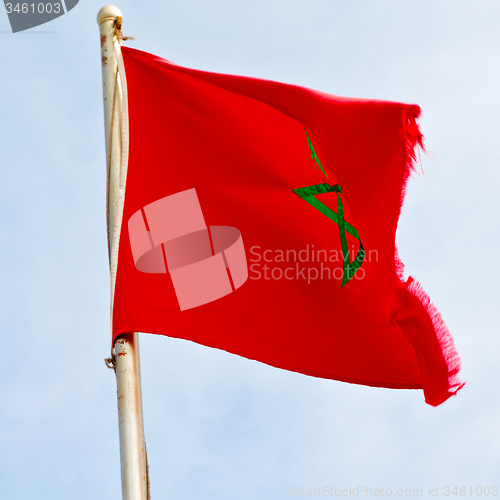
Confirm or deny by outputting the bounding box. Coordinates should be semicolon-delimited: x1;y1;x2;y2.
1;1;499;499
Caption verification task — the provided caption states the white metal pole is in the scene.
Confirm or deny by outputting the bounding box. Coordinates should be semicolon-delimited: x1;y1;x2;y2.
114;332;148;500
97;6;148;500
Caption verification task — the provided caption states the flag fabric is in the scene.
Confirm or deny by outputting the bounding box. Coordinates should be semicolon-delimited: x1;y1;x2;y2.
112;46;463;406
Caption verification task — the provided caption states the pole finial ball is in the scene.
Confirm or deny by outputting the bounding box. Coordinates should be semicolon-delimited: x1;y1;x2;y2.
97;5;123;25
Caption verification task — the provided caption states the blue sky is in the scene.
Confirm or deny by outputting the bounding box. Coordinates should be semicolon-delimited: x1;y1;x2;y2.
1;1;499;499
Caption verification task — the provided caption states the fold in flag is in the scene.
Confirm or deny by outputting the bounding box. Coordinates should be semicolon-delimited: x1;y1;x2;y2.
113;46;463;406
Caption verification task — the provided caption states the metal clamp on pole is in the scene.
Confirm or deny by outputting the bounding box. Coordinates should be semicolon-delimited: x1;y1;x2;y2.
97;5;148;500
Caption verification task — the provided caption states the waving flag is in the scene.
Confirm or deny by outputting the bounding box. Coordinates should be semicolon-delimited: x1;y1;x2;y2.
111;46;463;406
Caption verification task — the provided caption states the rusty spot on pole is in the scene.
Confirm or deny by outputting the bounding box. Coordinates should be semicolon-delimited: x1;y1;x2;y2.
102;56;108;67
117;352;127;356
101;34;106;47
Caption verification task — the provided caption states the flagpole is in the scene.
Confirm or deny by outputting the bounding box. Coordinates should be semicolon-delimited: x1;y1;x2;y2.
97;6;148;500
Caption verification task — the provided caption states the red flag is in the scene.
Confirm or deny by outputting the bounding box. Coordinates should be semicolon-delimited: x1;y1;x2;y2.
112;46;463;406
